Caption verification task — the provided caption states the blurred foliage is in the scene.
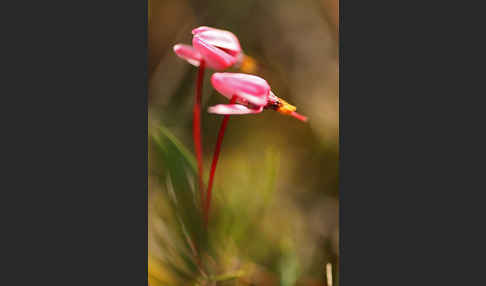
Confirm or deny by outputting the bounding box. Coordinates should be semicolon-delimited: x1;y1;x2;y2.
149;0;339;285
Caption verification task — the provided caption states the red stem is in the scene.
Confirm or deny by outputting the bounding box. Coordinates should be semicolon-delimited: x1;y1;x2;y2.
194;60;205;211
204;96;237;226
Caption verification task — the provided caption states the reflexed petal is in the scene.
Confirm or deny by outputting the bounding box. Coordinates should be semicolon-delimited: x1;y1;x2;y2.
211;73;270;106
193;36;237;70
208;104;263;115
191;26;215;35
235;91;268;107
173;44;202;67
194;29;241;56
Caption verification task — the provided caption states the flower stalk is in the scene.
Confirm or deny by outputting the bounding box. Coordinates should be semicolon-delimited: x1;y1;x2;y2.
194;60;206;211
204;96;237;226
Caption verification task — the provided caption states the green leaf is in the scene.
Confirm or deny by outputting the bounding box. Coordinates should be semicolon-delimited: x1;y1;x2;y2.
149;124;206;280
210;270;245;282
151;125;197;173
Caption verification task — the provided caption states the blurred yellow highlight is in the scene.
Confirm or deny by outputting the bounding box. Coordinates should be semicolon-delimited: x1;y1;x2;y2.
239;54;258;73
148;256;175;285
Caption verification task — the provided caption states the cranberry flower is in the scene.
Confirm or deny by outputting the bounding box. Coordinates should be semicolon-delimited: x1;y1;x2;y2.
208;73;308;122
173;26;243;70
192;26;243;70
203;72;307;225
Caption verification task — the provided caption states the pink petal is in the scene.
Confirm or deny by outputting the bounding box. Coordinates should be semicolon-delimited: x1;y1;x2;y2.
208;104;263;115
211;73;270;106
194;29;241;56
191;26;216;35
173;44;202;67
193;36;237;70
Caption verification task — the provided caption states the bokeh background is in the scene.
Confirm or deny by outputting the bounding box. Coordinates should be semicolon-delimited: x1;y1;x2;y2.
149;0;338;285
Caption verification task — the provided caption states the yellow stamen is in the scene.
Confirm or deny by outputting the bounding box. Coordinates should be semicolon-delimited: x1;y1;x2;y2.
276;97;297;115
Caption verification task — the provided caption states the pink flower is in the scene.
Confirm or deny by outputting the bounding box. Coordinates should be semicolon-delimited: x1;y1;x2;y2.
210;72;269;107
192;26;242;70
208;73;308;122
173;26;243;70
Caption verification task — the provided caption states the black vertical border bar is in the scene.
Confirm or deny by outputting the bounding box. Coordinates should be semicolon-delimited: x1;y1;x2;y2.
144;0;149;284
2;0;149;283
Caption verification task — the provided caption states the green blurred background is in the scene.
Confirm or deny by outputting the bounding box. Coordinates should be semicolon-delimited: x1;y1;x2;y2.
149;0;338;285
